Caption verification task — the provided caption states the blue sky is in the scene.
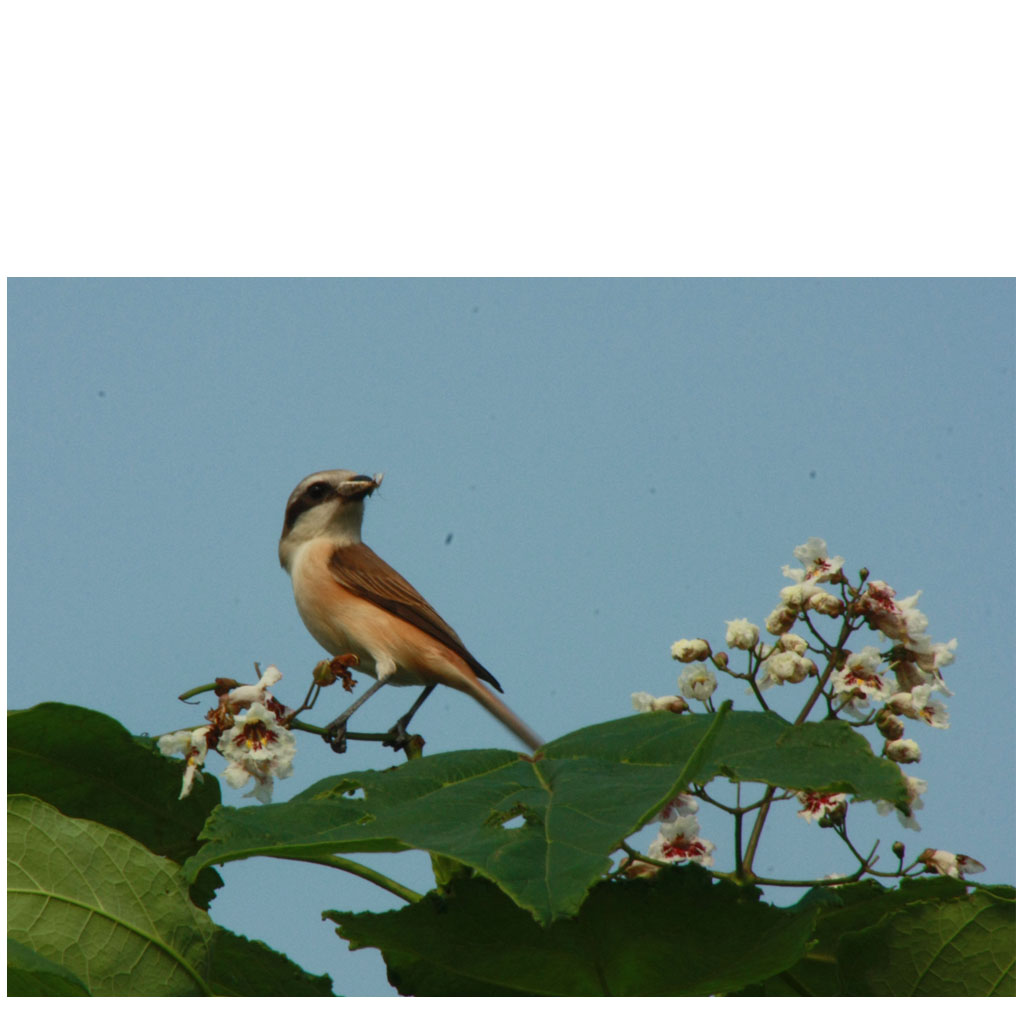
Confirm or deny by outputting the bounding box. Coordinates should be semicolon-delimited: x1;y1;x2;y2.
7;278;1015;995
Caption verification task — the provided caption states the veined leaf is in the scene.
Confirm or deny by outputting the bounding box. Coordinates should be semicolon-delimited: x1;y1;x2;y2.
186;708;903;924
7;795;216;995
838;883;1015;996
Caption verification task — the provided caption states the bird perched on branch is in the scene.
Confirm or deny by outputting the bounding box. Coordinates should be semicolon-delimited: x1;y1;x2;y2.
279;469;543;753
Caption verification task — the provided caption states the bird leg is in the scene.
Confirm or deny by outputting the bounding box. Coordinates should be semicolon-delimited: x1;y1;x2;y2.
323;676;390;753
382;683;438;751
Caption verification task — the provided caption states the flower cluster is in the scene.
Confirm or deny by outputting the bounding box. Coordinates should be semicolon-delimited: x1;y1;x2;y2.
158;665;296;804
627;537;985;886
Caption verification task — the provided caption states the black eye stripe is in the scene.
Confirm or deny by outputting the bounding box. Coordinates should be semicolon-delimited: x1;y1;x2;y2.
283;482;335;532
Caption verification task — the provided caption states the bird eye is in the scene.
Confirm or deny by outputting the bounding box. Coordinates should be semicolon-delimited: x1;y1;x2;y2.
305;482;332;501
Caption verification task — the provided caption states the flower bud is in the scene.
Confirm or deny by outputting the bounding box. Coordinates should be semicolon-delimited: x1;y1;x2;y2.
652;695;689;714
671;638;711;663
875;708;905;741
779;585;808;611
632;692;689;714
884;738;922;764
806;590;844;617
765;605;798;636
779;633;808;654
312;660;336;686
712;651;729;669
892;840;905;861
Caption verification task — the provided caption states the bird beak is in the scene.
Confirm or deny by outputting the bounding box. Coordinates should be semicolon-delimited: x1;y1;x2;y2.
340;473;383;499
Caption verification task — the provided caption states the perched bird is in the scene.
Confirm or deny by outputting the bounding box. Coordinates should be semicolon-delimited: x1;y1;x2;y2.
279;469;543;752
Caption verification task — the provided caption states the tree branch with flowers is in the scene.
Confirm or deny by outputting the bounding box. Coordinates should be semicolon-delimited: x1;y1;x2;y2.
626;539;979;899
7;539;1014;996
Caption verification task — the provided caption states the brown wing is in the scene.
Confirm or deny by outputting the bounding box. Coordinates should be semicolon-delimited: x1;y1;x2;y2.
328;543;503;692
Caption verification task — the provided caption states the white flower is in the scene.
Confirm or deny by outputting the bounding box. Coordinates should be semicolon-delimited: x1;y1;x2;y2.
876;773;927;830
796;791;847;826
158;726;213;799
847;646;884;677
724;618;759;650
887;685;950;729
915;637;958;672
833;646;896;706
782;538;845;584
647;814;715;868
158;729;196;758
854;581;930;646
894;637;956;697
677;663;717;702
218;702;296;803
884;738;922;764
631;691;657;712
219;664;283;712
670;638;711;663
655;793;701;823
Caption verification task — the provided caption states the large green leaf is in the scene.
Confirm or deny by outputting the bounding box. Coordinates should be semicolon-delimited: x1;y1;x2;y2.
7;795;337;996
7;795;216;995
327;866;817;996
838;883;1015;996
186;708;902;924
8;702;223;907
733;878;1016;996
186;707;730;923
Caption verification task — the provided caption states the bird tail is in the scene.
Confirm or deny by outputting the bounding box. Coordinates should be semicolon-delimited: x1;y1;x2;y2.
460;678;544;751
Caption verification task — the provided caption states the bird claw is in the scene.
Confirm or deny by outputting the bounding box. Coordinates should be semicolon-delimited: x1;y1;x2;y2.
324;719;349;754
382;720;411;751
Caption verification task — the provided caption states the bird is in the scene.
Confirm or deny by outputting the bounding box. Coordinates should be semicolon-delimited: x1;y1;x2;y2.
278;469;543;753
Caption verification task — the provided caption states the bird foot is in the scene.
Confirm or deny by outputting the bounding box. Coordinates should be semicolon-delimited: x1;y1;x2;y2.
382;720;412;752
323;716;350;754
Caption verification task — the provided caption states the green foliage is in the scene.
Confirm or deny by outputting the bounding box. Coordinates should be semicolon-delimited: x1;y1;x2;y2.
7;705;334;997
838;882;1016;996
205;930;335;997
8;703;220;864
185;707;904;924
8;702;222;908
7;700;1015;995
8;794;218;995
327;867;818;996
736;878;1016;996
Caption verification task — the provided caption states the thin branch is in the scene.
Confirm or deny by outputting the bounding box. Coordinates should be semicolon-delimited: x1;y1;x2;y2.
733;783;743;872
740;786;776;880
